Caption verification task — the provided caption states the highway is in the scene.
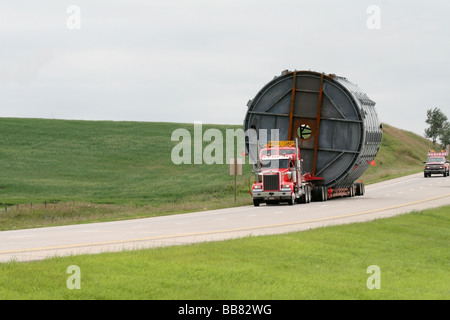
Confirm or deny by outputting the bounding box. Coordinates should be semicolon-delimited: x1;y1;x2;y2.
0;172;449;262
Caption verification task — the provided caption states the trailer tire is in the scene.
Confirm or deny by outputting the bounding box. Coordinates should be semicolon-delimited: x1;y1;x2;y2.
349;184;355;197
355;182;365;196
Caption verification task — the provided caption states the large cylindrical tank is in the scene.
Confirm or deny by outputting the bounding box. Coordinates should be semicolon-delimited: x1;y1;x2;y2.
244;70;382;189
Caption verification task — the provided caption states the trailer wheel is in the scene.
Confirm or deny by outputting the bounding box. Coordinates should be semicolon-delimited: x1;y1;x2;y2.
349;184;355;197
355;182;365;196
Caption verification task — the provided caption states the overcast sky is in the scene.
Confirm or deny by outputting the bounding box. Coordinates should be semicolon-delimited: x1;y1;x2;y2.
0;0;449;136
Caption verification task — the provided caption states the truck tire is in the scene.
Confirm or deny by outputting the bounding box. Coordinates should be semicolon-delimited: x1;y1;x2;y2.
288;193;295;206
322;186;328;201
298;191;306;204
349;184;355;197
298;186;310;204
313;186;327;202
253;199;260;207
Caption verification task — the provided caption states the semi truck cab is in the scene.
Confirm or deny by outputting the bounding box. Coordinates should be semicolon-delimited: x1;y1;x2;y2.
251;141;311;206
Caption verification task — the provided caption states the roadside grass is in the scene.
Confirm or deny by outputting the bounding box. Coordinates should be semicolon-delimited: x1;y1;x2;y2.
0;205;448;300
0;198;251;231
360;123;434;183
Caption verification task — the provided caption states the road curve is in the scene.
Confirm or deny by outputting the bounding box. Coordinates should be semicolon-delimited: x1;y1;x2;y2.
1;172;449;262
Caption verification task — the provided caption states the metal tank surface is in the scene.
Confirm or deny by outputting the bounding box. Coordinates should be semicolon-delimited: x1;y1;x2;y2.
244;70;382;189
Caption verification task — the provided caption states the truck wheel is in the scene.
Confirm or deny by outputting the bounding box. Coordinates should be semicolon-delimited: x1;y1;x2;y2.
298;186;310;204
305;186;312;203
288;193;295;206
253;199;260;207
298;191;306;204
313;186;327;202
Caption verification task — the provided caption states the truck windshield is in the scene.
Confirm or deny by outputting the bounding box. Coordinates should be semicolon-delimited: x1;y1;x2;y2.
427;157;445;163
261;149;275;156
279;149;296;155
261;159;289;169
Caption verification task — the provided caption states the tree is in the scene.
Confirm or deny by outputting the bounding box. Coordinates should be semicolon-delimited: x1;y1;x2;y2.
439;121;450;149
424;107;448;147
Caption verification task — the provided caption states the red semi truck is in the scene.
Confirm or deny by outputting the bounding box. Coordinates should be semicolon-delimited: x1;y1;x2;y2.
251;140;366;206
251;140;311;206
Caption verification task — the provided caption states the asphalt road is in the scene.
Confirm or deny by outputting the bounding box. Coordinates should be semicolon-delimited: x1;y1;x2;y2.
1;172;449;262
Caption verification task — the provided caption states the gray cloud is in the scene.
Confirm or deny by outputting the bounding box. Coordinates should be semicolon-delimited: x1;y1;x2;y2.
0;0;449;136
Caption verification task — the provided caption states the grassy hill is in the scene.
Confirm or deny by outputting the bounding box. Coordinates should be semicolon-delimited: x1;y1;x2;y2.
0;118;251;205
0;118;434;229
360;123;434;183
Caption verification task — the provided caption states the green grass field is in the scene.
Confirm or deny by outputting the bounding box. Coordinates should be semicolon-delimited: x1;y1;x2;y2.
0;205;448;300
0;118;251;205
0;118;434;230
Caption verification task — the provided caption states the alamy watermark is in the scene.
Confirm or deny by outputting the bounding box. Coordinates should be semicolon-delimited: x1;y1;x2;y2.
366;265;381;289
67;5;81;30
66;265;81;289
367;5;381;30
170;121;279;165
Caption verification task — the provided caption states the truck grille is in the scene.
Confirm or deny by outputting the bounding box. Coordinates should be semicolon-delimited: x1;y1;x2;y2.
263;174;279;191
